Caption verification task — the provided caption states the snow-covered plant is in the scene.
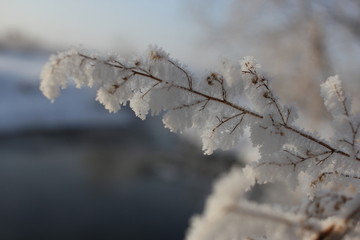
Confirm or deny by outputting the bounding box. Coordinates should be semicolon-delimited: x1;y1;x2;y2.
40;46;360;240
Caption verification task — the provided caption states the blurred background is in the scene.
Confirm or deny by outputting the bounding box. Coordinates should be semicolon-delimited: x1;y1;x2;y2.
1;0;360;239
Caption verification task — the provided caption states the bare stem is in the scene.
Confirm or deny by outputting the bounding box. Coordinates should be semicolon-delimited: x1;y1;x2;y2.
76;52;360;162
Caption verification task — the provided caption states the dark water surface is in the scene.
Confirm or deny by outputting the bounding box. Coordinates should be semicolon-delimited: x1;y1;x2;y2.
0;124;236;240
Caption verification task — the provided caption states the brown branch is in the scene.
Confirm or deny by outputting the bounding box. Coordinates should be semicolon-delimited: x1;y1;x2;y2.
211;113;245;136
245;70;286;124
226;202;321;236
333;83;349;116
206;72;228;101
230;115;245;134
142;82;161;98
199;99;210;111
285;108;292;124
168;59;193;90
304;192;353;219
257;150;333;170
282;124;360;161
172;99;208;111
312;200;360;240
75;52;360;162
132;69;262;118
333;83;360;158
311;171;360;188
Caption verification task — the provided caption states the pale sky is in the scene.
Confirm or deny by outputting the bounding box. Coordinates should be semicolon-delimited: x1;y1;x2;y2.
2;0;359;115
3;0;358;79
0;0;231;65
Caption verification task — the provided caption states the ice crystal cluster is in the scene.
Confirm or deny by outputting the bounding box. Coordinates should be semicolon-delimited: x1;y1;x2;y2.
40;46;360;240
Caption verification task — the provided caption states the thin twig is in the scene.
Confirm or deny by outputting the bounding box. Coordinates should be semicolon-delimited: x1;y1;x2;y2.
76;52;360;162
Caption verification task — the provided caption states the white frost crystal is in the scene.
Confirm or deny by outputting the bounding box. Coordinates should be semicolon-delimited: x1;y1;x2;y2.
40;46;360;240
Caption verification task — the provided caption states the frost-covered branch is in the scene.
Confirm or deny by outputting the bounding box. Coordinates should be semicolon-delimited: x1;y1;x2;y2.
40;46;360;239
